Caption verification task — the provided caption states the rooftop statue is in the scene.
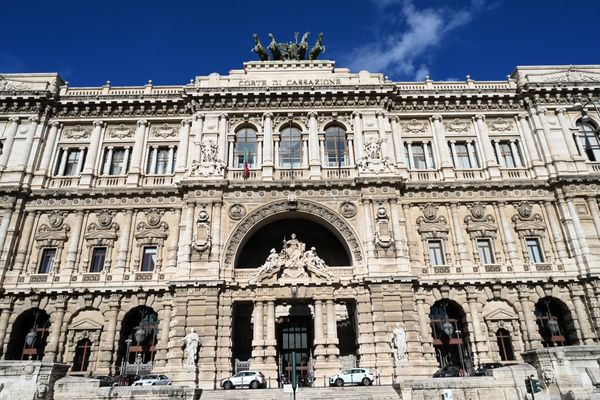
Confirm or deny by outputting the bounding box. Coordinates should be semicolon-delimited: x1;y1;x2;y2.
253;32;324;61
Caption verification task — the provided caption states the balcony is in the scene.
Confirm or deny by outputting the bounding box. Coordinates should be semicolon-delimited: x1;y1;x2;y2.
94;176;127;187
47;176;80;188
455;169;485;180
274;169;309;180
499;167;531;179
588;162;600;173
322;167;356;180
408;169;439;181
226;168;262;180
141;175;175;186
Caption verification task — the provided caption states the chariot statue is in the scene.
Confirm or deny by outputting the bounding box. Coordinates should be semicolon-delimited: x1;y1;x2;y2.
252;32;325;61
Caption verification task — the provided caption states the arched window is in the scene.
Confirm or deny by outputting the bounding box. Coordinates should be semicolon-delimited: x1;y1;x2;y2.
116;306;159;374
234;127;257;168
534;297;578;347
495;328;515;361
430;300;473;375
325;126;348;167
576;120;600;161
6;309;51;361
72;338;93;372
280;126;302;168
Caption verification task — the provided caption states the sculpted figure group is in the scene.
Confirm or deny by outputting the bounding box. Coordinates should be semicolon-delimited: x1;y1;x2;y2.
252;32;325;61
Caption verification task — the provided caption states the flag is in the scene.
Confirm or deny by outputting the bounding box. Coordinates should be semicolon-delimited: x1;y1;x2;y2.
243;144;250;179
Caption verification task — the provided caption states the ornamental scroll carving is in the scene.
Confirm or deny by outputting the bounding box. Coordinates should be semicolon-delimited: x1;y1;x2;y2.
31;211;71;273
401;119;427;134
190;140;225;177
357;138;392;174
152;123;177;138
193;208;211;253
444;118;470;133
108;124;134;139
374;205;394;249
134;209;169;271
64;125;91;139
223;200;363;268
486;117;512;132
83;210;119;272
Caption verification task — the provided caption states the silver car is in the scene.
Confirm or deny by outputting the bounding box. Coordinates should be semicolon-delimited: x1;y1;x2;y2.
329;368;374;386
220;370;266;389
131;374;172;386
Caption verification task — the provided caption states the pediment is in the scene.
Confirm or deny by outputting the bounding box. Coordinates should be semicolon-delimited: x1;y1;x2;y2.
514;220;546;232
482;301;518;320
417;222;450;233
484;308;517;321
466;221;498;232
35;230;68;241
85;230;118;240
135;229;168;239
70;317;104;331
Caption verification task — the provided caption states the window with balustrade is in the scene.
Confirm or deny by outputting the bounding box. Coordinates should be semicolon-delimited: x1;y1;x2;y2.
234;127;257;168
449;141;479;169
54;148;86;176
493;140;523;168
146;146;177;174
279;126;303;168
405;142;435;169
38;248;57;274
575;120;600;162
101;147;130;176
324;125;348;167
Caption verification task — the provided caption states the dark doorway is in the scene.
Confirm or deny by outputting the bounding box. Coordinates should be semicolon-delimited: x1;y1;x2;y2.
5;308;50;360
236;217;350;268
115;306;159;373
534;297;578;347
430;300;473;375
72;338;93;372
337;301;358;358
277;304;313;385
232;302;253;365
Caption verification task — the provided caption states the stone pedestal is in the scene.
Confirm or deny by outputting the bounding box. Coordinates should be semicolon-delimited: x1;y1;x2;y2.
0;361;69;400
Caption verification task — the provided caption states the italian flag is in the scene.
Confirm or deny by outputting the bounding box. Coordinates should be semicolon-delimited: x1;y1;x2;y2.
243;144;250;179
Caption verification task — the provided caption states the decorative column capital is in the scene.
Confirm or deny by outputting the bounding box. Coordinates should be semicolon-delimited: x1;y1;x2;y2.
263;112;274;119
137;119;148;127
431;114;443;122
8;116;20;123
49;121;61;128
28;116;40;123
389;116;400;123
307;111;318;119
219;113;228;121
376;111;386;118
181;119;193;127
554;107;567;115
535;107;547;116
92;120;104;127
474;114;485;121
517;113;528;121
352;111;362;119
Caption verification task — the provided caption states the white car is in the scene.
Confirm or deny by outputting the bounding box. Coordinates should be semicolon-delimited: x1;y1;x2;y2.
220;370;266;389
131;374;172;386
329;368;374;386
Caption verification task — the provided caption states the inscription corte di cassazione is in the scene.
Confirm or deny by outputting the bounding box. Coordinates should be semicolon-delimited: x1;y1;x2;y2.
238;78;342;87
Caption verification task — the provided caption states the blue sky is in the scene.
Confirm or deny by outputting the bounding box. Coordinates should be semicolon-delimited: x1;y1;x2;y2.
2;0;599;86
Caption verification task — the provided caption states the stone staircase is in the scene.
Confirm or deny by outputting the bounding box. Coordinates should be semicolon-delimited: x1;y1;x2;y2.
200;385;400;400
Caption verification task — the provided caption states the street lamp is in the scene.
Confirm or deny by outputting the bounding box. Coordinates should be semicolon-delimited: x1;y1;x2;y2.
544;300;560;346
121;338;133;376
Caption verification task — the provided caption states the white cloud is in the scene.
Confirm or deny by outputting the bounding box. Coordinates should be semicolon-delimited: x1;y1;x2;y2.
346;0;482;80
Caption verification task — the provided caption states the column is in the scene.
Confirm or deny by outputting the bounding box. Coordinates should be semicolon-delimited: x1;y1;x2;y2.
37;121;60;175
166;146;174;174
167;208;181;272
467;141;478;168
302;136;309;167
353;112;364;160
57;148;68;176
362;200;375;259
423;142;433;169
570;287;595;344
347;136;355;166
177;203;195;273
190;114;204;164
415;297;434;359
466;290;484;365
80;120;103;184
265;300;276;363
0;117;20;170
542;201;569;260
127;119;148;183
43;300;67;362
555;107;581;159
262;113;274;165
518;288;541;350
0;210;13;259
567;197;591;260
402;204;419;262
319;135;326;166
12;211;35;272
115;209;133;273
449;141;458;168
97;301;120;372
175;119;192;173
313;300;326;361
227;137;235;168
0;305;11;358
326;299;339;360
536;108;563;161
218;114;228;163
256;137;263;168
474;114;501;178
389;200;408;262
308;112;320;165
431;115;453;177
517;114;542;163
407;143;415;169
75;147;85;174
493;140;504;166
251;301;264;362
450;204;470;265
390;117;406;168
209;202;222;263
63;210;84;274
587;197;600;238
377;112;392;161
16;116;40;169
156;304;172;367
149;146;158;174
509;140;522;167
102;147;113;175
496;202;520;266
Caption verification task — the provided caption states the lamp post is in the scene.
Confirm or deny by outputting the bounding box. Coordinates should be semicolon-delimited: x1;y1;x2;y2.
122;338;132;376
544;300;560;346
25;329;37;360
455;330;467;376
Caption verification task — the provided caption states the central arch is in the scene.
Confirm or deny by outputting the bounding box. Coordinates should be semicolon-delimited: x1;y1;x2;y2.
223;199;363;270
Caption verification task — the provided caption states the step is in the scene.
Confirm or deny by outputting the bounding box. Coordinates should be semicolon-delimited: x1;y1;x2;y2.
200;385;400;400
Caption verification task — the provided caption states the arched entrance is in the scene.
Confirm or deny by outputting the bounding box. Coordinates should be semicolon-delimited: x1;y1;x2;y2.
5;308;50;361
116;306;159;375
534;297;578;346
430;300;473;375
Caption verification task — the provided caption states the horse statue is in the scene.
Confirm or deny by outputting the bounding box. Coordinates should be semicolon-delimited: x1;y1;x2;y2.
251;34;269;61
298;32;310;60
268;33;282;60
309;32;325;60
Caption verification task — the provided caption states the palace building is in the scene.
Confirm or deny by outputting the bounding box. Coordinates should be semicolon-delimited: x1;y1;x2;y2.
1;56;600;392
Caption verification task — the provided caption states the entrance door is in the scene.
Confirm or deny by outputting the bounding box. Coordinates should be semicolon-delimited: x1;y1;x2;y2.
277;316;313;385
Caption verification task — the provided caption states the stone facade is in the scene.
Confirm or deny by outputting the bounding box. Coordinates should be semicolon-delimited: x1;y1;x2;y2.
1;61;600;390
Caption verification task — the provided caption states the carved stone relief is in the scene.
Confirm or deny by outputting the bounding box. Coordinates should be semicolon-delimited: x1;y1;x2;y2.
193;207;211;253
64;125;91;140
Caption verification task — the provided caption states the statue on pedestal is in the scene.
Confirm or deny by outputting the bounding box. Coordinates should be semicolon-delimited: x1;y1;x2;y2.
181;327;201;365
391;323;406;361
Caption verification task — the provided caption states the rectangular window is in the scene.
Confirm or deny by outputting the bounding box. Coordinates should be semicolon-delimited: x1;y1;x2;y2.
146;146;177;174
89;247;107;273
526;238;544;263
39;248;57;274
477;239;495;264
141;246;157;272
406;142;435;169
102;147;130;176
56;148;85;176
450;142;479;169
428;240;445;266
495;140;522;168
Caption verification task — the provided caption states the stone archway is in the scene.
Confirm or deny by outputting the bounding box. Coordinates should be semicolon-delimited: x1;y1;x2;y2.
223;199;363;271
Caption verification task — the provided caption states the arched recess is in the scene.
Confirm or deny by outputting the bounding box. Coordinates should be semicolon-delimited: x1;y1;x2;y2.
223;199;363;271
534;296;578;346
5;308;51;360
64;309;104;374
482;300;522;362
115;306;159;373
